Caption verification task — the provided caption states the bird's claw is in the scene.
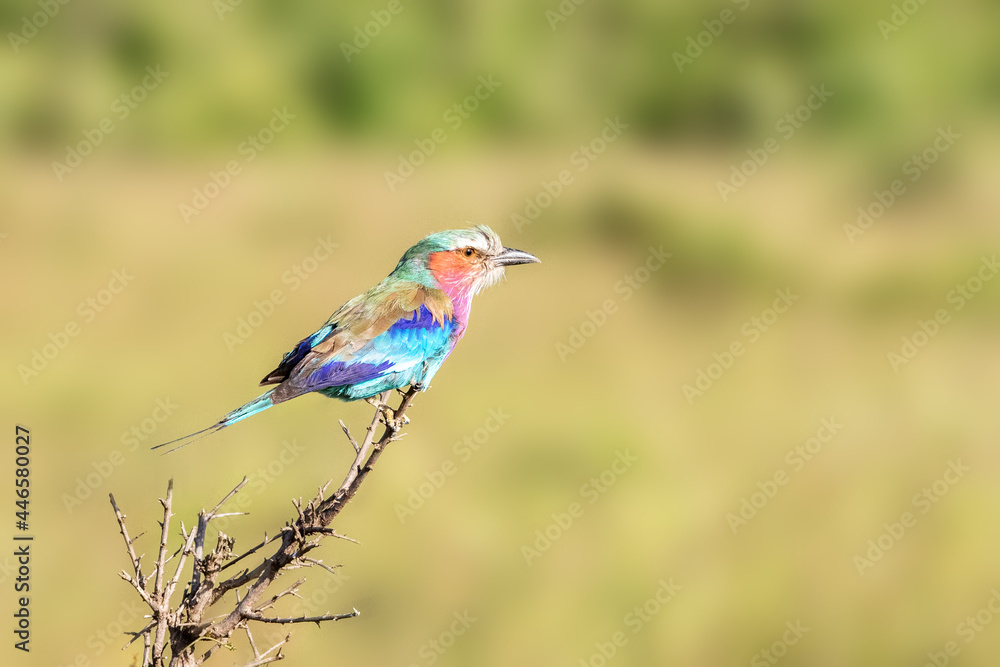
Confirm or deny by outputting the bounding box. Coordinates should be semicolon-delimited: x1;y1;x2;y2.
369;390;414;429
365;396;393;420
384;414;410;430
379;407;410;430
364;397;411;429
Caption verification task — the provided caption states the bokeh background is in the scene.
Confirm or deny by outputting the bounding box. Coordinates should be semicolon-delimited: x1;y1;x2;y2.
3;0;1000;665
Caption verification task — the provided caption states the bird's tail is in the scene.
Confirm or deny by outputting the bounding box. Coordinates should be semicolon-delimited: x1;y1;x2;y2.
152;389;276;454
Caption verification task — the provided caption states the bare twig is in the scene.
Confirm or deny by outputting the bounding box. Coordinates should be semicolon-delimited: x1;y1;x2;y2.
152;482;174;599
240;625;289;667
110;385;422;666
123;621;156;650
110;494;145;591
117;571;156;607
253;579;305;613
244;609;360;625
152;481;175;664
220;532;277;574
300;558;344;576
338;419;359;453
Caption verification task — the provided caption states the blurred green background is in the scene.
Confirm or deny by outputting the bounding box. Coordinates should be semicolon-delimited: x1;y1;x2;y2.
3;0;1000;665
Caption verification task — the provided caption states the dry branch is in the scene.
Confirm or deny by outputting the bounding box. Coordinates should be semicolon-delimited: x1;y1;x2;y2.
110;386;421;666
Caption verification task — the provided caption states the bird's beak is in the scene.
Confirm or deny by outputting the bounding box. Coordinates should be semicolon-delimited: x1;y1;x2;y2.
494;247;541;266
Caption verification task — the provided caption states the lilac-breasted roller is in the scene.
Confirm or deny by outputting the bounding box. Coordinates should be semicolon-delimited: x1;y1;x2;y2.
155;225;539;451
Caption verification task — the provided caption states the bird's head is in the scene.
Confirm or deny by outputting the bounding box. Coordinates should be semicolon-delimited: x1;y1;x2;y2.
394;225;540;298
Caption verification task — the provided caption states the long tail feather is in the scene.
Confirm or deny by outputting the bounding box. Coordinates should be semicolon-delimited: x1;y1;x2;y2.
152;390;275;454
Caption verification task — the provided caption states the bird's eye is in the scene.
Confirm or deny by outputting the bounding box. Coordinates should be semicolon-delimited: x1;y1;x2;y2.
464;247;474;257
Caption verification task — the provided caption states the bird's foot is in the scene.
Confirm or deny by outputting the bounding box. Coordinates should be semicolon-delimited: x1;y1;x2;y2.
384;413;410;430
377;397;410;429
365;396;394;423
364;397;409;430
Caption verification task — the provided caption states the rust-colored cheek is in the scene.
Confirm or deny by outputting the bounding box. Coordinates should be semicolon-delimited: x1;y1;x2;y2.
428;251;477;284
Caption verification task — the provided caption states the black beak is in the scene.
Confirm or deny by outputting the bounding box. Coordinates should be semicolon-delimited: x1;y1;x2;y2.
494;247;541;266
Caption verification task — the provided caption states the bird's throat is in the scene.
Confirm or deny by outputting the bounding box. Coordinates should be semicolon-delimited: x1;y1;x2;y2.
427;251;475;331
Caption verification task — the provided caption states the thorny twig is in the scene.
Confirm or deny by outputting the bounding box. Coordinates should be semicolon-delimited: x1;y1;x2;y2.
109;385;421;666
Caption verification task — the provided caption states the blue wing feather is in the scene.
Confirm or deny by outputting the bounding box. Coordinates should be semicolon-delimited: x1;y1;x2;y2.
276;304;455;401
261;324;335;385
306;360;395;387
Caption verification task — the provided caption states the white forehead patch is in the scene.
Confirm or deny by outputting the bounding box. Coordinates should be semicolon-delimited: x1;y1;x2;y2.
468;224;502;255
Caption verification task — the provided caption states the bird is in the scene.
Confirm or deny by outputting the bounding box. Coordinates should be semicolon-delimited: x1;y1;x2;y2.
154;225;539;452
